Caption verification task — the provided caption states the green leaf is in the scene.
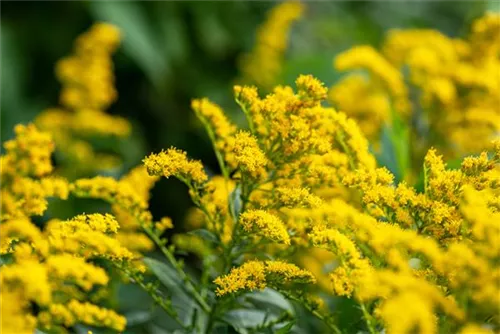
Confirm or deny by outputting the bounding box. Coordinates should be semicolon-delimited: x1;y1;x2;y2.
230;185;242;218
0;253;13;266
377;106;410;183
222;309;269;334
188;228;219;244
244;288;295;316
124;310;152;326
143;257;207;330
143;257;183;290
275;321;296;334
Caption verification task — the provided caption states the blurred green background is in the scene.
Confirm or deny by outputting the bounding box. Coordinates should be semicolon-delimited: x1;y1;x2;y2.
1;0;494;224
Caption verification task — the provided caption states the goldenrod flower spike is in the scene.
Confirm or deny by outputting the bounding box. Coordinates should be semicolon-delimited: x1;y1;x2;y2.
39;300;126;332
2;124;55;178
214;260;315;296
296;74;328;103
239;210;290;245
143;148;208;185
231;131;268;179
239;1;304;89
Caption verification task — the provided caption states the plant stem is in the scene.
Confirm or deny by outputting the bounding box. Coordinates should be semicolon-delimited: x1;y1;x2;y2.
142;225;211;313
114;262;187;330
280;291;342;334
360;301;377;334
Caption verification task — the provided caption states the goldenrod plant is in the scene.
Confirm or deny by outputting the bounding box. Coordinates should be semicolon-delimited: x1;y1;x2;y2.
35;23;131;177
329;13;500;179
239;1;304;90
2;16;500;334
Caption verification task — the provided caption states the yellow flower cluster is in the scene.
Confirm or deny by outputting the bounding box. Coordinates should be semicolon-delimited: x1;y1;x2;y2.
35;23;131;175
178;73;500;333
214;260;315;296
1;123;54;178
1;124;69;219
232;131;268;179
57;22;120;110
329;13;500;156
39;300;126;332
239;210;290;245
328;74;391;141
239;1;304;89
335;45;409;109
0;124;143;333
5;16;500;334
143;148;208;185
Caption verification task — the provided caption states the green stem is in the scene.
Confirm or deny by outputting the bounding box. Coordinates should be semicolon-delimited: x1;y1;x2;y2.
360;301;377;334
280;291;342;334
142;225;211;313
236;101;256;136
114;262;187;330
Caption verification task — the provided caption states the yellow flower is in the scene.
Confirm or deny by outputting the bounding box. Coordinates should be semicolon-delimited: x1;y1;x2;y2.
56;23;120;110
329;74;391;142
378;292;436;334
459;324;495;334
46;254;109;291
275;186;323;208
1;260;52;306
72;176;152;223
2;124;54;178
34;23;130;175
41;299;126;331
0;290;37;334
231;131;268;179
154;216;174;234
214;260;314;296
192;98;237;144
143;148;208;184
239;1;304;89
0;218;45;254
296;74;328;103
214;260;266;296
47;215;134;261
331;111;377;170
335;45;408;111
239;210;290;245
